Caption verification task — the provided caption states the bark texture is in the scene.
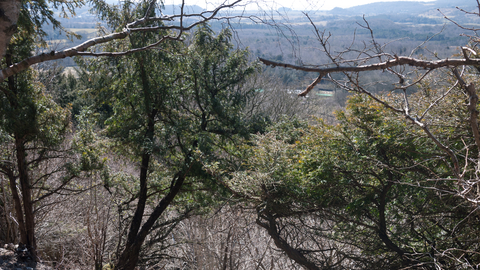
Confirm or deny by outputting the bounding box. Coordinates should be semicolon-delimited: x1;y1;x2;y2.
0;0;20;59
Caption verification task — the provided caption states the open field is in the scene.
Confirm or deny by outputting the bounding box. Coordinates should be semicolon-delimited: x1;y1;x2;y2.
66;28;99;34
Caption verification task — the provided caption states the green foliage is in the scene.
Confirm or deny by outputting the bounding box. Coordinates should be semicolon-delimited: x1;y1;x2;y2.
80;23;263;265
1;24;71;147
37;65;85;119
72;109;107;173
83;23;260;160
227;92;478;268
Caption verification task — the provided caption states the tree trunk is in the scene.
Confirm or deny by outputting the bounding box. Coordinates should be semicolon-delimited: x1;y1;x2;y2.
256;214;320;270
14;135;37;259
377;182;405;257
0;0;20;59
6;167;27;244
115;148;151;269
6;52;37;259
115;173;186;270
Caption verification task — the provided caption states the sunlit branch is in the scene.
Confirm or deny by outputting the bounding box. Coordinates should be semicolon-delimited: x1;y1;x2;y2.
259;57;480;97
0;0;245;81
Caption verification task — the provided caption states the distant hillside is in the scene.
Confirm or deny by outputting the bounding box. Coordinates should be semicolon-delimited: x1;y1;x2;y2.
47;0;475;69
328;0;474;15
162;5;204;15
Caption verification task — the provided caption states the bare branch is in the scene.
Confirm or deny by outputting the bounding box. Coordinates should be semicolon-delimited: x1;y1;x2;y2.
409;25;446;57
419;79;458;121
462;46;477;60
398;69;432;91
259;56;480;96
438;8;480;31
260;56;480;74
456;6;480;17
76;35;179;57
126;0;242;29
299;74;323;97
357;15;383;60
0;0;245;81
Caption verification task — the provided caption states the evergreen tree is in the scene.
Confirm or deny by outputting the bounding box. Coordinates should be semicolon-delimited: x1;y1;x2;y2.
81;21;259;269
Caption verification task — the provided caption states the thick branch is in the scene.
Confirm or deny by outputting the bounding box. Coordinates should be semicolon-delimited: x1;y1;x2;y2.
0;1;245;81
466;83;480;152
299;73;323;97
1;31;129;81
259;57;480;96
256;214;321;270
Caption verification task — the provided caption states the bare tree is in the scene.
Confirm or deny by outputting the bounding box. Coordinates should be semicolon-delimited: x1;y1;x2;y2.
160;205;298;270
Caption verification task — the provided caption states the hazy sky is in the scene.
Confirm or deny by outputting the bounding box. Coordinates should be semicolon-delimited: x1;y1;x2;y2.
163;0;434;11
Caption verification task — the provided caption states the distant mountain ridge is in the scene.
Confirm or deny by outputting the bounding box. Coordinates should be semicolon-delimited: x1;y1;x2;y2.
329;0;474;15
100;0;204;14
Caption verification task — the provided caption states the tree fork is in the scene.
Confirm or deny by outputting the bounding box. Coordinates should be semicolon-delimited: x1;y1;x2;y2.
256;214;321;270
115;172;187;270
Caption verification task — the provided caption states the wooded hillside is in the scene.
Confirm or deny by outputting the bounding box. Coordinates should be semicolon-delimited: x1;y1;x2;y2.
2;0;480;269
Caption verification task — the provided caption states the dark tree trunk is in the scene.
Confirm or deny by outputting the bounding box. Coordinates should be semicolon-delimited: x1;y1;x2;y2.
14;135;37;259
115;172;186;270
6;167;27;244
256;214;320;270
5;53;37;260
115;107;155;269
114;94;189;269
377;182;405;257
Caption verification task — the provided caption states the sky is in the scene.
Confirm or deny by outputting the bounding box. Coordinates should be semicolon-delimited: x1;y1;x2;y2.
163;0;435;11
